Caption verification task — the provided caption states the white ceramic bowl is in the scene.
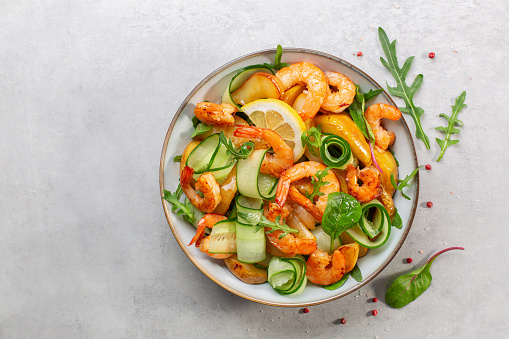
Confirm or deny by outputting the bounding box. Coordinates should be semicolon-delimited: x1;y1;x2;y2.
159;48;419;307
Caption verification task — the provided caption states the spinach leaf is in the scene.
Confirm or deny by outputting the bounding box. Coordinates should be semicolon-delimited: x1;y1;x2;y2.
323;273;350;290
390;166;423;200
350;264;363;282
378;27;430;149
192;116;200;128
322;192;362;252
392;208;403;229
190;123;212;138
385;247;464;308
436;91;467;162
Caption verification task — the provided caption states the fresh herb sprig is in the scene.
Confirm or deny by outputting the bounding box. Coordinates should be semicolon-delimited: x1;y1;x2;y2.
378;27;430;149
162;185;197;225
305;167;331;202
390;166;423;200
348;85;383;141
267;45;290;71
301;125;323;157
173;155;182;162
435;91;467;162
385;247;465;308
191;123;213;138
255;215;298;239
218;131;254;159
321;192;362;253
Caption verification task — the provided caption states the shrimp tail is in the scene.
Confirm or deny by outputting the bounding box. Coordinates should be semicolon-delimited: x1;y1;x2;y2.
275;175;291;207
233;126;262;139
181;166;194;185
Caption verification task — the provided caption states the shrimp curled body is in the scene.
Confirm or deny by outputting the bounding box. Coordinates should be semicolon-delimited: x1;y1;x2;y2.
234;126;294;177
194;102;238;126
275;161;340;223
276;62;328;120
189;214;232;259
320;71;356;113
306;249;346;285
345;165;381;203
364;103;402;151
181;166;221;213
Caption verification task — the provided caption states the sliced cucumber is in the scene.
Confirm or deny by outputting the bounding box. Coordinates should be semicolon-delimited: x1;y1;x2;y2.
319;134;353;169
267;255;307;295
235;221;266;263
346;217;391;249
221;65;274;108
236;149;278;200
359;199;390;238
236;195;263;225
185;133;220;173
208;220;237;254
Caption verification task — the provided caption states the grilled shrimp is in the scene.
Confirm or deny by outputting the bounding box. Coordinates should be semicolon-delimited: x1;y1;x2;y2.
275;161;340;222
320;71;356;113
188;214;231;259
345;165;382;203
234;126;294;177
276;62;328;120
306;249;346;285
194;102;238;126
263;202;317;256
180;166;221;213
364;103;402;150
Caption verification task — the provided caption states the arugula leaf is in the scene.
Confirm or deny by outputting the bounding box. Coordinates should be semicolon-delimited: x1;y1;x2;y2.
435;91;467;162
255;215;298;239
348;86;382;141
392;208;403;229
191;123;212;138
385;247;464;308
218;131;254;159
301;125;323;157
322;192;362;252
271;45;290;70
162;186;197;225
192;116;200;128
323;273;350;290
390;166;423;200
389;150;400;167
173;155;182;162
378;27;430;149
305;167;330;202
350;264;363;282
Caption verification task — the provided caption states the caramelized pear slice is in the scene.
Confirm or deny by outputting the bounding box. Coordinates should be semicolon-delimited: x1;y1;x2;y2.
231;73;284;106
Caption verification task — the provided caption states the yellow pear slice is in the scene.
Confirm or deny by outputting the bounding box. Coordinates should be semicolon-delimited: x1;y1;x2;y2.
231;73;284;106
292;92;307;112
281;84;306;106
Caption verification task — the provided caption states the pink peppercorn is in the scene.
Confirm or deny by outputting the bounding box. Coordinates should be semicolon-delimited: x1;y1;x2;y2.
372;310;378;316
340;318;346;324
425;164;432;170
429;52;435;58
303;308;310;314
357;52;363;57
426;201;433;208
406;258;413;263
372;298;378;303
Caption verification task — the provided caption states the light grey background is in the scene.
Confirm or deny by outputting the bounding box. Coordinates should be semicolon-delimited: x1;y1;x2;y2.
1;0;507;338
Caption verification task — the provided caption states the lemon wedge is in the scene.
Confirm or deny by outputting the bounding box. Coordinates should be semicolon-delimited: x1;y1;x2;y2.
241;99;306;161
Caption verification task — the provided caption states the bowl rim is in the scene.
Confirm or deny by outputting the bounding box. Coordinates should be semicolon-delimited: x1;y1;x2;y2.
159;47;419;307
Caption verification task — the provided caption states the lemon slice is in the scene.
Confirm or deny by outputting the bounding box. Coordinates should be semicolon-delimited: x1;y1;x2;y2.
241;99;306;161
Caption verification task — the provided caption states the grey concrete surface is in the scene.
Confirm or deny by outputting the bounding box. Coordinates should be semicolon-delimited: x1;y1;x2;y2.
1;0;508;338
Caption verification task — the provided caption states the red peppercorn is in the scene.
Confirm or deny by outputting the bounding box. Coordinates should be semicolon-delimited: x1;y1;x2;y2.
372;310;378;316
357;52;363;57
372;298;378;303
303;308;310;313
340;318;346;324
425;164;432;170
426;201;433;208
429;52;435;58
406;258;413;263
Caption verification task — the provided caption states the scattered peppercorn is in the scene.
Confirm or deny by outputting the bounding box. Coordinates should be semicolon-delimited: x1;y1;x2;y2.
372;310;378;316
425;164;432;170
429;52;435;58
340;318;346;324
372;298;378;303
406;258;413;263
357;52;363;57
426;201;433;208
303;308;310;314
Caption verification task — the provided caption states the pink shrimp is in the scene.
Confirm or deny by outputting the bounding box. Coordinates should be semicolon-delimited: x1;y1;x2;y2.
194;102;238;126
320;71;356;113
345;165;382;203
234;126;294;177
306;249;346;285
180;166;221;213
188;214;231;259
364;103;402;151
